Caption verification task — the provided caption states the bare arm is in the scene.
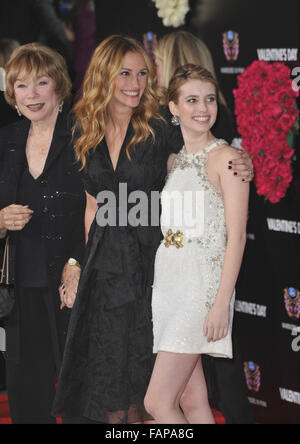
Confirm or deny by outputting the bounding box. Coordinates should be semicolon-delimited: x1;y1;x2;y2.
217;147;249;305
85;191;98;244
204;146;249;342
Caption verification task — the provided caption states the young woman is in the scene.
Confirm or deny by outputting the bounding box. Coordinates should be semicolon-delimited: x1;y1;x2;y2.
154;30;255;424
144;64;249;424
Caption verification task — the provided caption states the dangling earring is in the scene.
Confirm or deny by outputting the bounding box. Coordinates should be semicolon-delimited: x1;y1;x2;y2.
15;105;22;117
59;101;64;113
171;115;180;126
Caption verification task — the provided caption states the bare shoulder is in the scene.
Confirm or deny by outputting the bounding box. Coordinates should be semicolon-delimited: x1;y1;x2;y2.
167;153;178;173
212;144;241;162
214;144;240;160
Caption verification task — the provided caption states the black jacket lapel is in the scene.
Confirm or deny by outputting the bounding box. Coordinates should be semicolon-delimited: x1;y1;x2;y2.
42;111;71;177
7;119;29;184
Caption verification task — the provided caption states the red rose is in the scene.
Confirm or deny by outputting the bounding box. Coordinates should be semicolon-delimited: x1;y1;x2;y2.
234;60;297;203
272;104;283;118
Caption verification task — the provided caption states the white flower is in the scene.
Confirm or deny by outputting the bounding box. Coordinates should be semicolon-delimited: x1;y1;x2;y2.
153;0;190;28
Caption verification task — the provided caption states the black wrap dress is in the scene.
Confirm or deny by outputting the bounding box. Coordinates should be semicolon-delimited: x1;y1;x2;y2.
53;117;182;423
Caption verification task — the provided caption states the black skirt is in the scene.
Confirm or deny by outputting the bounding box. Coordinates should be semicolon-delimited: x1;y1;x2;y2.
53;267;154;423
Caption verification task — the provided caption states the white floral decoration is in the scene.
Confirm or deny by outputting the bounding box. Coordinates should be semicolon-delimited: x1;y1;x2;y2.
153;0;190;28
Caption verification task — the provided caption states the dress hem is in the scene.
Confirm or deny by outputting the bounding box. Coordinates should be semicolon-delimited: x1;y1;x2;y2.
153;347;233;359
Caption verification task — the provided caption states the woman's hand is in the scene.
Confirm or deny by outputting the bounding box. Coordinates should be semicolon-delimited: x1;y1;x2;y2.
0;205;33;231
204;302;230;343
229;150;254;182
59;263;81;309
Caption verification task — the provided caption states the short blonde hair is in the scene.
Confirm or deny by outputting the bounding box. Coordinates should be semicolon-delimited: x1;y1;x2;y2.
4;43;71;107
155;31;226;106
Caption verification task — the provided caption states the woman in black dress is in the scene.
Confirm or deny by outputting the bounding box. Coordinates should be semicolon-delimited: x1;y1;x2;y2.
53;35;253;424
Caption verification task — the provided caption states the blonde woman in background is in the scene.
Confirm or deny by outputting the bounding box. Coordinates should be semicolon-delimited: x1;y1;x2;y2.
155;31;227;105
153;30;255;424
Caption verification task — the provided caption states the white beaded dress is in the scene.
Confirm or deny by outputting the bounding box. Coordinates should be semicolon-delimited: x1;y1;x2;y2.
152;139;235;358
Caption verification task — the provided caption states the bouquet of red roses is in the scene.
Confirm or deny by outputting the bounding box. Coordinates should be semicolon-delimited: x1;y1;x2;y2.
234;60;299;203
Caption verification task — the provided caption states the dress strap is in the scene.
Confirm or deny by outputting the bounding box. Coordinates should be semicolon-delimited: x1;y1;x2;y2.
204;139;228;155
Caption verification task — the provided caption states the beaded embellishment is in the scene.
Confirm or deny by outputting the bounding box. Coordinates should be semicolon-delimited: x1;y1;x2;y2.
166;139;228;311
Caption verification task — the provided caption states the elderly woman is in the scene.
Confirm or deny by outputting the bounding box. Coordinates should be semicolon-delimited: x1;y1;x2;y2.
0;43;86;424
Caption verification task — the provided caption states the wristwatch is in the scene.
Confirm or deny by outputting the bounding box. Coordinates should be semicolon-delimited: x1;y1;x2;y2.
67;258;81;270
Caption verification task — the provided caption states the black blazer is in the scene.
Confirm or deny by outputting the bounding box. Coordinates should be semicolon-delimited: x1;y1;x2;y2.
0;111;86;363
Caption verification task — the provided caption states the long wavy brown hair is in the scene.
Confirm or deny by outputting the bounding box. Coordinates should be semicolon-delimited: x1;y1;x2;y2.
73;35;161;168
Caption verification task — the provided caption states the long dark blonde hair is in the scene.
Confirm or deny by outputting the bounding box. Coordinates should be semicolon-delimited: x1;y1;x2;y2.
73;35;161;168
155;31;226;106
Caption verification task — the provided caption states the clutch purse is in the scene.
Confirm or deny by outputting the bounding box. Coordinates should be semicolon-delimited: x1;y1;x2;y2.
0;237;15;319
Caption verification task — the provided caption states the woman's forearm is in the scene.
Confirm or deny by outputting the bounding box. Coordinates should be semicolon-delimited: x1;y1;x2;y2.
214;233;247;307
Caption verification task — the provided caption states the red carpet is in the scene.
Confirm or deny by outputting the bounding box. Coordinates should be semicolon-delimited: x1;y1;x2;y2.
0;393;225;424
0;394;11;424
